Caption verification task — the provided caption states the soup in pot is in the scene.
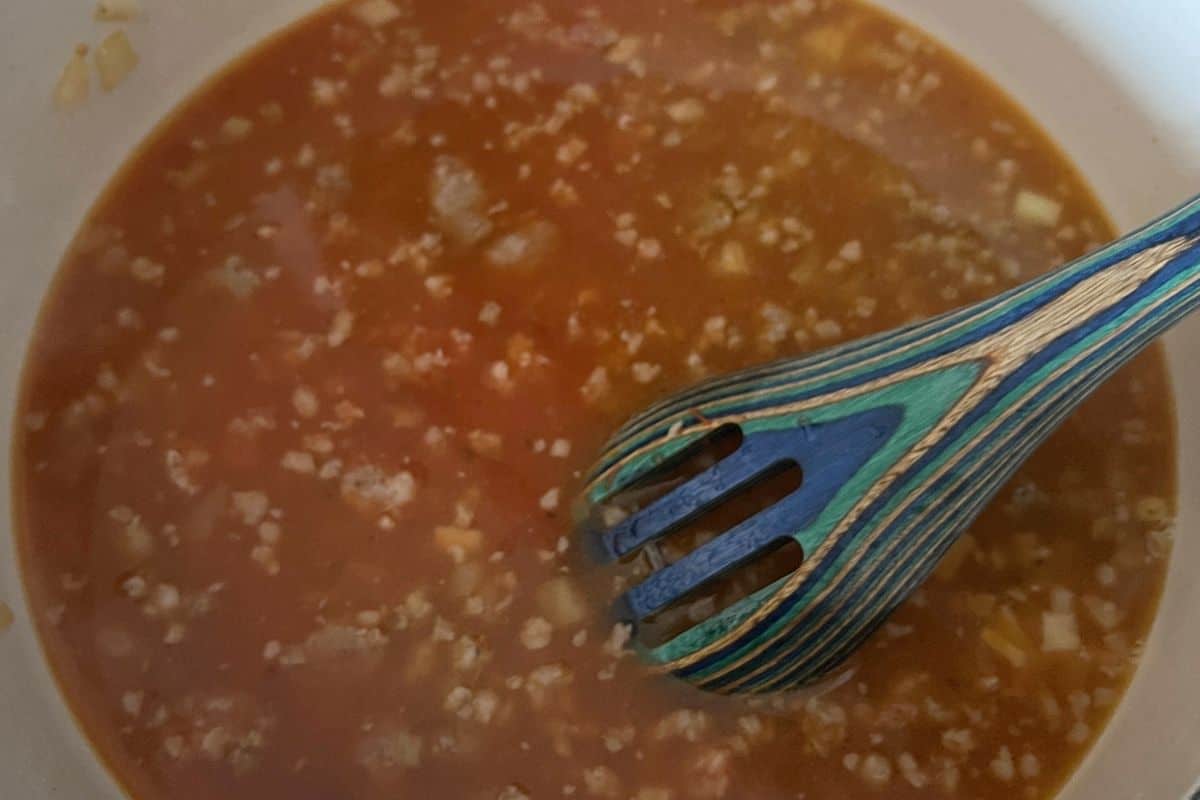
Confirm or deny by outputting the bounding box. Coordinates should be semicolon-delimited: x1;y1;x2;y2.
13;1;1176;798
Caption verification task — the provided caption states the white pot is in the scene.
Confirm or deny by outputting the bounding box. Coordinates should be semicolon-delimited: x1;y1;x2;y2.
1;1;1197;797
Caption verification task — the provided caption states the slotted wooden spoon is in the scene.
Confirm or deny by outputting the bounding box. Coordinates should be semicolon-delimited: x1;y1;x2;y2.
580;195;1200;694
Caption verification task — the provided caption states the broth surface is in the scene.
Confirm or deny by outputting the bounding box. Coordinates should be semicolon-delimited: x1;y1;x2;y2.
14;1;1176;798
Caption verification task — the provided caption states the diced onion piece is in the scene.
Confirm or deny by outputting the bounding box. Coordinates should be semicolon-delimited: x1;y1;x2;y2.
712;240;751;276
352;0;402;28
1014;190;1062;227
1041;610;1080;652
54;45;91;110
981;606;1032;667
95;30;139;92
429;155;493;245
666;98;706;124
95;0;142;21
802;25;850;63
448;562;483;597
466;429;503;458
220;116;254;141
981;627;1027;668
994;606;1032;648
1082;595;1121;630
1135;495;1171;524
486;220;559;269
434;525;483;558
536;577;590;628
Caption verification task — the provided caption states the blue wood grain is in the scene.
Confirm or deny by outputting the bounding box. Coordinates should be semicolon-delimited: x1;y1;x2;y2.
605;406;903;621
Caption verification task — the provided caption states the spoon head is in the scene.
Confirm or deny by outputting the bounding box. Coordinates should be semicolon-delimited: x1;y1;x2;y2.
579;325;1004;694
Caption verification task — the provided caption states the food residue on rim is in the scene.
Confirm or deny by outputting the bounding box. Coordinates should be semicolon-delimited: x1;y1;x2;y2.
53;2;142;109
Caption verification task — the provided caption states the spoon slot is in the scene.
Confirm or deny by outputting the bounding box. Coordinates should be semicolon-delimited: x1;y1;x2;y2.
637;524;806;649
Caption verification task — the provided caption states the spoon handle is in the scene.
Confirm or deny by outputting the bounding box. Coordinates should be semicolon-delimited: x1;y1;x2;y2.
720;195;1200;692
593;195;1200;694
976;194;1200;387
